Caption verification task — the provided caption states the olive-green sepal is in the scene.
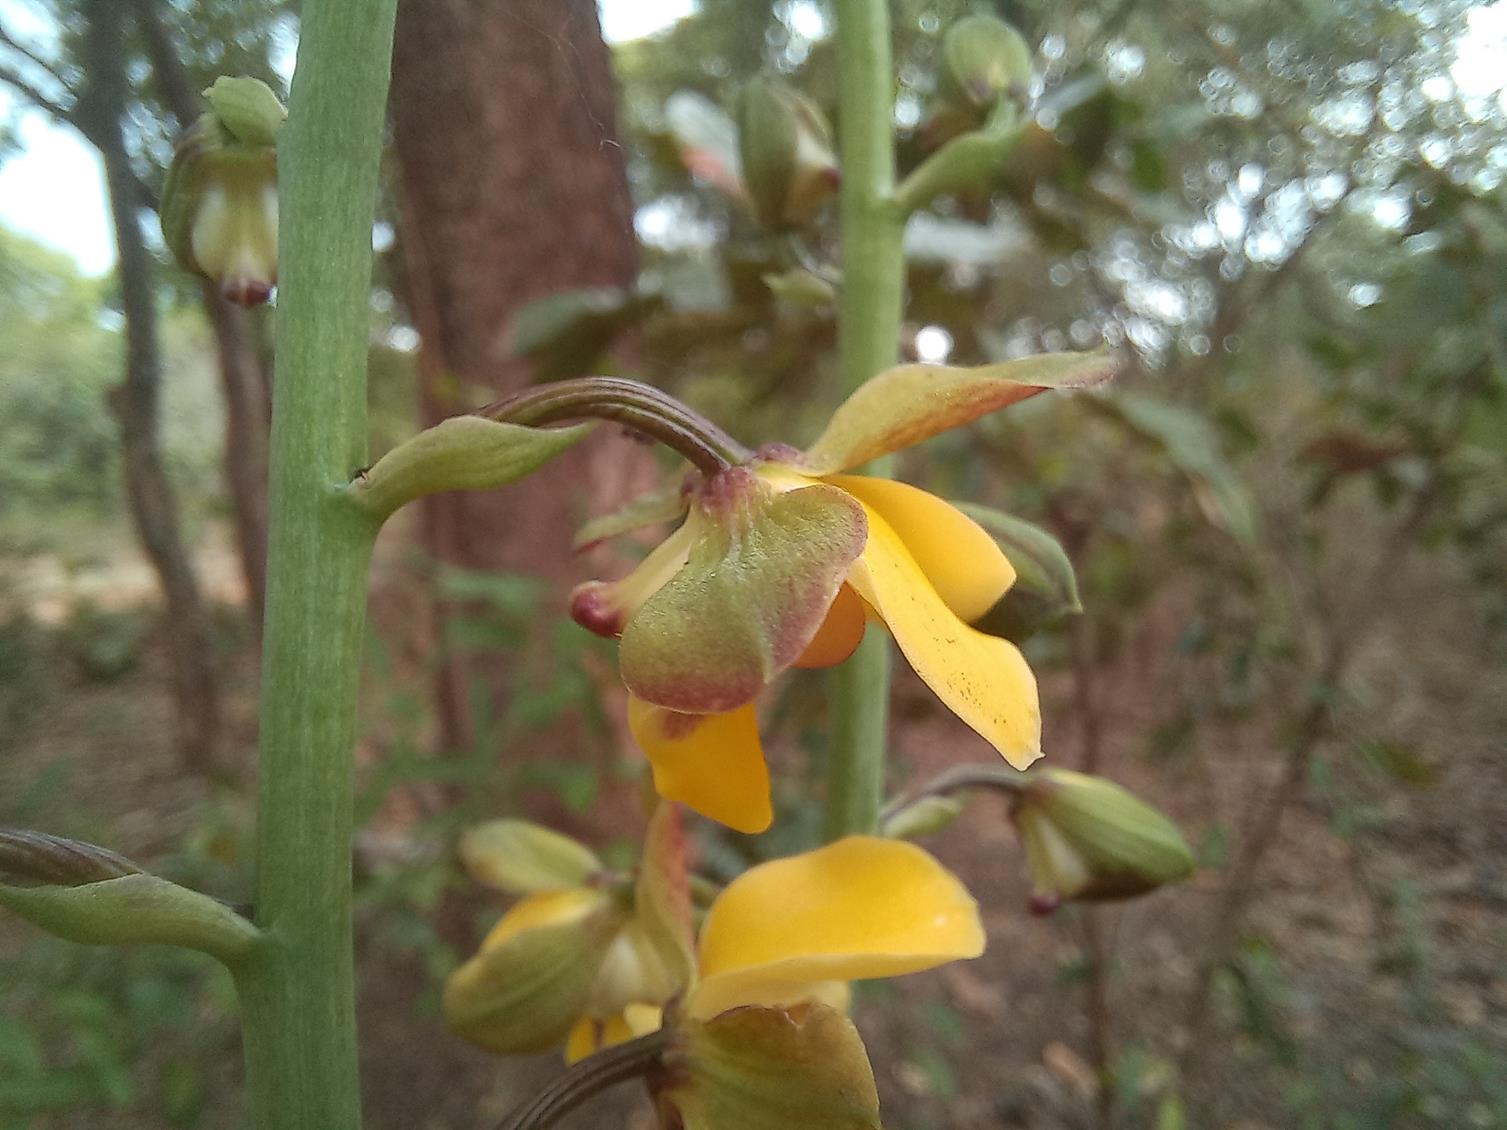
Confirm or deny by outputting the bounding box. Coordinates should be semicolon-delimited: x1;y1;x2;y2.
800;352;1116;475
458;820;604;895
0;875;260;968
619;470;866;713
348;416;594;523
659;1002;882;1130
956;503;1082;642
443;908;622;1055
634;804;696;997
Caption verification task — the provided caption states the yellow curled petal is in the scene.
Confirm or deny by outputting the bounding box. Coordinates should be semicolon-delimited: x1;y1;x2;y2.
564;1006;664;1064
827;475;1016;622
627;697;773;834
481;888;606;952
690;837;983;1014
847;502;1041;768
793;583;868;669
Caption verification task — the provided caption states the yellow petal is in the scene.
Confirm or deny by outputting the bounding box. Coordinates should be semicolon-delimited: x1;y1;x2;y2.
827;476;1016;622
627;697;773;834
847;502;1041;768
792;583;868;669
481;888;605;952
690;837;983;1015
564;1004;666;1064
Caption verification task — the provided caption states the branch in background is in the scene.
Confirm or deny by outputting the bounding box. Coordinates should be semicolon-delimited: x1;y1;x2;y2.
0;20;75;96
0;57;72;123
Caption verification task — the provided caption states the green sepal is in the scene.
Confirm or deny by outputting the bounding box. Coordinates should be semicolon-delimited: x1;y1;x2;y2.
633;804;696;999
204;76;287;147
0;874;261;968
763;268;837;308
347;416;594;523
660;1002;882;1130
800;352;1116;474
955;503;1082;642
573;478;690;551
458;820;604;895
443;905;623;1055
620;471;866;713
1017;769;1195;903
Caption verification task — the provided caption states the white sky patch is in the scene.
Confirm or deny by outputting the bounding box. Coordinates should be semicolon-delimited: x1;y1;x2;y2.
600;0;694;44
1452;1;1507;110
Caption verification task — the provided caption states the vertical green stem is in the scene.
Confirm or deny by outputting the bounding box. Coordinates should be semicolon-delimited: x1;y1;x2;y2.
825;0;904;841
234;0;396;1126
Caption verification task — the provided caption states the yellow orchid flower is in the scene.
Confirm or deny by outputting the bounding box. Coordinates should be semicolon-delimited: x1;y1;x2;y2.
443;809;693;1063
570;353;1114;832
655;835;984;1129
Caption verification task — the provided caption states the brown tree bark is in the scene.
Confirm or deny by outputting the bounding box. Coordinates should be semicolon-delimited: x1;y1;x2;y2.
390;0;648;754
84;0;222;772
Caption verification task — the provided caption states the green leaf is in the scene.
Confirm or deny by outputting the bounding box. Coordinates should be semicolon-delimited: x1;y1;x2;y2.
663;1003;882;1130
443;906;621;1055
1086;394;1258;545
0;875;260;968
457;821;604;895
348;416;593;522
620;473;866;713
955;503;1081;641
801;352;1116;474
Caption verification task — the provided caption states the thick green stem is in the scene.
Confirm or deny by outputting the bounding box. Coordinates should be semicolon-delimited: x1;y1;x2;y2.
825;0;904;841
234;0;396;1126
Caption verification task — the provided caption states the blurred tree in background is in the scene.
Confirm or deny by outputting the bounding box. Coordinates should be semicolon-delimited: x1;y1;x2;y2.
1;0;1505;1127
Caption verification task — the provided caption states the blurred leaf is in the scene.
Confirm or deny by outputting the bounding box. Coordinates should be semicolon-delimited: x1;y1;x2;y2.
1087;393;1259;545
1352;739;1436;787
508;286;663;382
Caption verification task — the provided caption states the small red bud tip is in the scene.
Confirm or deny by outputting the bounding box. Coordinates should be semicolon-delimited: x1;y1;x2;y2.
1028;892;1061;916
569;583;623;638
222;277;274;306
821;166;841;190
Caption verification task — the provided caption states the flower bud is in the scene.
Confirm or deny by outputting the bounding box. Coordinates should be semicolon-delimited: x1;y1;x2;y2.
737;77;839;230
937;14;1033;117
160;77;284;306
881;794;964;841
1012;769;1194;912
458;820;603;894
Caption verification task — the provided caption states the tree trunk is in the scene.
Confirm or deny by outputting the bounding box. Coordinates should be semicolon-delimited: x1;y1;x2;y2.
390;0;648;754
86;0;222;772
201;288;271;625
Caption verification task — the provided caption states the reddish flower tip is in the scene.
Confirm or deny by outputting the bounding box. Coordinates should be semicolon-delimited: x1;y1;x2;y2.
568;582;624;638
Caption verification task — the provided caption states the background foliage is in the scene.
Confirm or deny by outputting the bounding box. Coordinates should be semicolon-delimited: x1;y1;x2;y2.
1;0;1504;1127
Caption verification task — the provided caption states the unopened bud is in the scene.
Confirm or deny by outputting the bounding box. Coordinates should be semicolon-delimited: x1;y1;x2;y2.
161;77;284;306
737;77;839;230
938;15;1033;116
458;820;604;895
881;795;964;841
1013;769;1194;910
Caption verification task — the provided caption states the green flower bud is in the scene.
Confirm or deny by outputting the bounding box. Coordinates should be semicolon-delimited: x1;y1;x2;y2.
937;14;1033;116
458;819;604;895
160;77;284;306
1013;769;1194;913
881;794;964;841
737;77;839;230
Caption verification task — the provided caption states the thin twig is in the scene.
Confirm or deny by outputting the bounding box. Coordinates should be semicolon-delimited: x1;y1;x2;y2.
494;1030;670;1130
